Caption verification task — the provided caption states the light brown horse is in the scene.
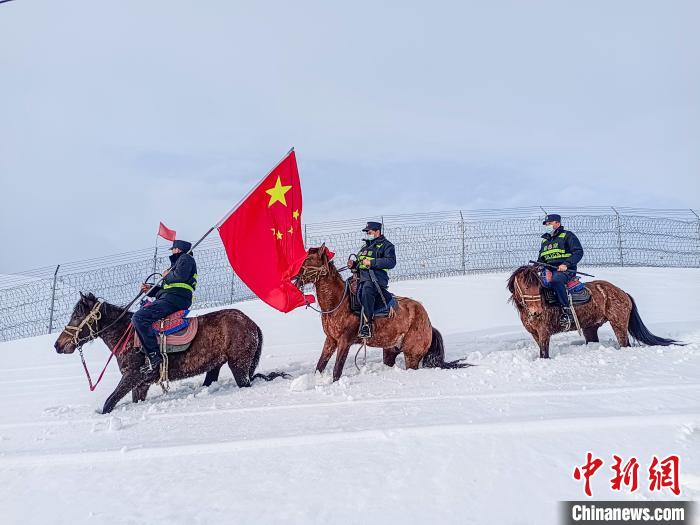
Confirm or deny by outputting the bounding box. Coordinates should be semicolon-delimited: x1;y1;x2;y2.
507;265;679;358
294;246;469;381
54;292;286;413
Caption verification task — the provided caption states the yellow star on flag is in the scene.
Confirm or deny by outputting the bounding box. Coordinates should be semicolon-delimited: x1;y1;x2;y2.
292;209;300;220
266;176;292;207
276;230;283;240
288;226;294;234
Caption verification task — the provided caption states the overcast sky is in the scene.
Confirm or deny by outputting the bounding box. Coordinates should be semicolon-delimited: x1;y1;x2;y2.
1;0;698;273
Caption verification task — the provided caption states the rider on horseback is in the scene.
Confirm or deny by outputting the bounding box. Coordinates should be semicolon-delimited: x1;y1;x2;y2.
133;239;197;374
538;214;584;328
347;221;396;338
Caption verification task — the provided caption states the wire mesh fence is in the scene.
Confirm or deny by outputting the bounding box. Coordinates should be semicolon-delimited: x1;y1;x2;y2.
1;206;698;342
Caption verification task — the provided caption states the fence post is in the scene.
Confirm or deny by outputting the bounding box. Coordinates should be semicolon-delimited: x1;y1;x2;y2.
691;209;700;267
304;224;308;247
611;207;623;266
691;209;700;239
47;264;60;334
152;245;158;277
459;210;466;275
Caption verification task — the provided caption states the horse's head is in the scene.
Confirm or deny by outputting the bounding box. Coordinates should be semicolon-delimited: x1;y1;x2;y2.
507;265;544;318
54;292;103;354
293;244;334;288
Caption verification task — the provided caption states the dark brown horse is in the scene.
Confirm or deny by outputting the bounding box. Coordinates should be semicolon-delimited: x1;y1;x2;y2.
294;246;470;381
507;265;679;358
54;292;286;413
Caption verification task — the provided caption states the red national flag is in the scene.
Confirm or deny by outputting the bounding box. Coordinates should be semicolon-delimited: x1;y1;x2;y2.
158;222;177;241
217;150;313;312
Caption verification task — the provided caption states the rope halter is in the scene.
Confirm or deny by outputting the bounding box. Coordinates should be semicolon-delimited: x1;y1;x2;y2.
61;300;104;347
296;263;329;287
296;260;352;315
513;277;542;317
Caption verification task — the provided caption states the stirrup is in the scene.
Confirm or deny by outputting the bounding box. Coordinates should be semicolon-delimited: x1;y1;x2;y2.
559;308;573;331
358;309;372;339
358;322;372;339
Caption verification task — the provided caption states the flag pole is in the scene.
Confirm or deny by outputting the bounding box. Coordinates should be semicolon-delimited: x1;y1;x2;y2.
188;147;295;252
214;147;295;228
126;148;294;309
152;231;159;276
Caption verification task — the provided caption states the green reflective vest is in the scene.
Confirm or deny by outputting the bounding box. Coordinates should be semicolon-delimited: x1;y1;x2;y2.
539;233;572;263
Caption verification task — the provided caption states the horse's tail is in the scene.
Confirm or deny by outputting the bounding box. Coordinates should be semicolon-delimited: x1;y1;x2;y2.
248;324;264;377
248;324;292;382
252;371;291;382
422;327;474;369
626;294;680;347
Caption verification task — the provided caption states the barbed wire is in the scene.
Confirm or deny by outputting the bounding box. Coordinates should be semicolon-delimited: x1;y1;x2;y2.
1;206;698;342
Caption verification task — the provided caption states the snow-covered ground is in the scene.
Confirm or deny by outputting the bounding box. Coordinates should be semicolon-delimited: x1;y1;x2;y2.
1;267;698;524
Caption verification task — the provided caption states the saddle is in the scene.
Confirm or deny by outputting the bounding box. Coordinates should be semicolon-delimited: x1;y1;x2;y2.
347;277;397;318
133;309;199;353
540;271;592;306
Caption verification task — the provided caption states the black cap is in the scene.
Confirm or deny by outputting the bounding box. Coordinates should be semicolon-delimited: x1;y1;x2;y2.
542;214;562;225
170;240;192;252
362;221;383;232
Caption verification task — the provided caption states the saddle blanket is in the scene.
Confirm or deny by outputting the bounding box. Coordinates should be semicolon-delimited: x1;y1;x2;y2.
542;286;592;306
134;314;199;351
151;309;190;334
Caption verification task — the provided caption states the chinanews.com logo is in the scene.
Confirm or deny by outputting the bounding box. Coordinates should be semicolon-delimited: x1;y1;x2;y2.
561;452;695;524
562;502;693;524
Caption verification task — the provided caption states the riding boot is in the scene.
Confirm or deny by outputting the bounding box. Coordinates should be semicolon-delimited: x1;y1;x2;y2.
140;351;162;375
560;306;574;331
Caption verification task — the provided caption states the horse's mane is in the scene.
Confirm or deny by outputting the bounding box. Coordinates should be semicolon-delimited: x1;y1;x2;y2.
506;265;541;295
75;292;132;323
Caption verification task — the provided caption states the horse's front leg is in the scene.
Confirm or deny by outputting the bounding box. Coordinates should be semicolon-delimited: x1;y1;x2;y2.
102;373;146;414
332;336;353;382
536;332;551;359
131;383;149;403
316;336;337;374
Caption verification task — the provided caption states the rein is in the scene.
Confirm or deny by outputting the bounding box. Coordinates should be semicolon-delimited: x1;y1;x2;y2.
61;300;134;349
297;263;349;315
61;300;134;391
78;323;134;391
63;270;163;348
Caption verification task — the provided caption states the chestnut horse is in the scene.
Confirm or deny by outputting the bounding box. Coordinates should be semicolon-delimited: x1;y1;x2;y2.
54;292;286;413
294;246;470;381
507;265;679;358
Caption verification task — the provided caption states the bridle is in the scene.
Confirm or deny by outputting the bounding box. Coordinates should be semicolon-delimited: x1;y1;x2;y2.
296;260;349;315
60;299;136;391
296;263;330;285
60;270;163;352
61;300;104;348
513;275;543;317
